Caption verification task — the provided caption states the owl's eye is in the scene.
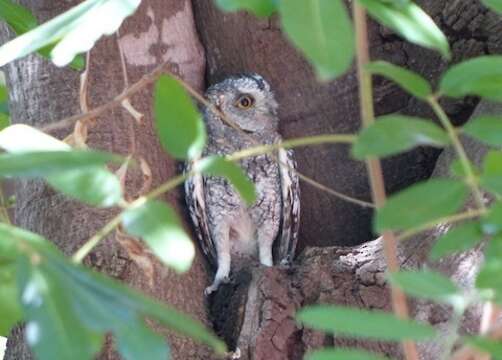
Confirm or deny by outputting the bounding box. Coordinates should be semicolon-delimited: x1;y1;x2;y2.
236;95;255;109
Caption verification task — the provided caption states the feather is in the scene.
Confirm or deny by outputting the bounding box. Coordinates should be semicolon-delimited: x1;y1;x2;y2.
277;148;301;263
184;160;217;267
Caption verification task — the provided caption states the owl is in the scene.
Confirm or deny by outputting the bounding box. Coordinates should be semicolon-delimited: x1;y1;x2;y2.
185;74;300;295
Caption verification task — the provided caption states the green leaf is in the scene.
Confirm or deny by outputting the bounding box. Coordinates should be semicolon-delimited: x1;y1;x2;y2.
114;322;170;360
358;0;450;58
0;264;22;336
476;263;502;305
0;0;83;70
450;158;478;179
0;222;57;255
154;75;206;160
297;305;436;341
352;115;449;159
430;222;483;260
47;167;122;207
0;151;120;178
0;0;37;34
466;336;502;359
306;348;391;360
0;113;10;131
195;156;257;205
366;61;432;99
440;56;502;101
122;200;195;272
480;151;502;196
481;202;502;236
476;235;502;304
481;0;502;13
18;259;103;360
215;0;277;17
375;179;468;232
387;270;461;304
4;222;225;357
463;116;502;147
0;0;141;67
46;252;226;354
279;0;354;80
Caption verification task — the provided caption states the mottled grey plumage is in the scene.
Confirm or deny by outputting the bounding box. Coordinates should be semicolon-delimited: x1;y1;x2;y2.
185;74;300;295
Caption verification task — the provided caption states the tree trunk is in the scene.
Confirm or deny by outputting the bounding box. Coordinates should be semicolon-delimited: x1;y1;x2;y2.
2;0;501;359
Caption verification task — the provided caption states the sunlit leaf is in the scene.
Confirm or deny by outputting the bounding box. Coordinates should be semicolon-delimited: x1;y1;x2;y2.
0;0;83;69
440;56;502;101
366;61;432;99
0;264;22;336
306;348;391;360
215;0;277;17
47;167;122;207
154;75;206;160
358;0;450;58
0;0;141;67
375;179;469;232
481;0;502;13
387;270;461;305
279;0;354;80
0;124;69;152
463;116;502;147
480;151;502;197
297;305;436;341
430;222;483;260
353;115;449;159
195;156;256;205
122;200;195;272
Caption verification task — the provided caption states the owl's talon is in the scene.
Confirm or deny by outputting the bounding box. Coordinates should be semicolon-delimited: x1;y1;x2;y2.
280;255;292;267
229;348;241;359
204;285;217;296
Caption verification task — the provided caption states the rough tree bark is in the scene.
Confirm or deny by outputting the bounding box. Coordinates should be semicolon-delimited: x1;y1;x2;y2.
1;0;501;359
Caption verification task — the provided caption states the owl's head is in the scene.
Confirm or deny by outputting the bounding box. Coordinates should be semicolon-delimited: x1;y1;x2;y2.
205;73;279;133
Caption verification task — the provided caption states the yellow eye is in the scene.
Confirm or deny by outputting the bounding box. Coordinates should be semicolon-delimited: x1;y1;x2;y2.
236;95;255;109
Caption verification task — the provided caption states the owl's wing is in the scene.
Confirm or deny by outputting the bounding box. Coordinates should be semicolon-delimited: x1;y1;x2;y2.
277;148;301;263
184;161;217;268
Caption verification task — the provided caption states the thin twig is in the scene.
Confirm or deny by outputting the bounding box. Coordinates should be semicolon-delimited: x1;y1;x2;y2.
72;172;189;263
396;208;486;242
353;3;418;360
229;135;374;208
428;97;486;210
42;62;168;133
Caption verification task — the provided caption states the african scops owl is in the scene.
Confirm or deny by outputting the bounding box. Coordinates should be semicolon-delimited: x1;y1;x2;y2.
185;74;300;295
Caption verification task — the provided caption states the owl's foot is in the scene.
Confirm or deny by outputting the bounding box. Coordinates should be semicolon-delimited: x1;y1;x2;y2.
204;275;230;296
229;348;241;359
279;255;293;268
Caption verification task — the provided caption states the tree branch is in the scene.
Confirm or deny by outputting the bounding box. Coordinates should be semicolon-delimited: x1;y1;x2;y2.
353;3;418;360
